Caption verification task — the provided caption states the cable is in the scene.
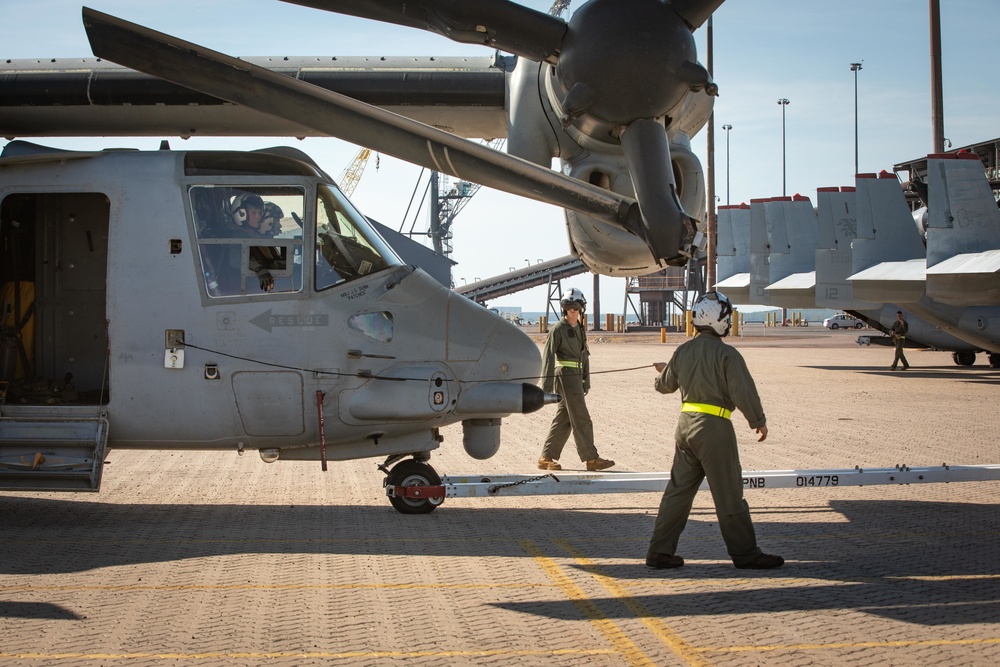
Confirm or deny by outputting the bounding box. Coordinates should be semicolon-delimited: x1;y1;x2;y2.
180;341;653;385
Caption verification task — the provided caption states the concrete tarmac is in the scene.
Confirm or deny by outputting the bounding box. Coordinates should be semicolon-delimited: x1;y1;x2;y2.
2;328;999;666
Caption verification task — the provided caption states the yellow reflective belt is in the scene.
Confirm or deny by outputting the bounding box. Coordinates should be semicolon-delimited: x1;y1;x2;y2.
681;402;732;419
556;360;582;368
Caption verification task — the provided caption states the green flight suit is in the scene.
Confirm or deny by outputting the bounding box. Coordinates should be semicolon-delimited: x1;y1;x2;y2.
540;317;599;462
648;332;767;566
890;318;909;370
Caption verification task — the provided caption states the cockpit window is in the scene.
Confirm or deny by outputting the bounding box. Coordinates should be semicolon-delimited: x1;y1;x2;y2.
314;183;401;291
190;186;305;297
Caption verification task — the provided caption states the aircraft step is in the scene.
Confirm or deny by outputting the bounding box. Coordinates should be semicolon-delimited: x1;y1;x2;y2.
0;409;109;491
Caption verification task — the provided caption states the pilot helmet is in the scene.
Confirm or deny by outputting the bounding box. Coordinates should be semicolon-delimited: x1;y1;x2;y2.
691;291;733;337
560;287;587;314
229;192;265;227
259;202;284;236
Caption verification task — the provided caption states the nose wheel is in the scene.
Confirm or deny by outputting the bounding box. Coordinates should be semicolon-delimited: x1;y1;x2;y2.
384;459;444;514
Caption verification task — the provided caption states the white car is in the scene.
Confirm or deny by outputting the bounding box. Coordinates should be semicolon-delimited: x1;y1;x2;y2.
824;314;864;330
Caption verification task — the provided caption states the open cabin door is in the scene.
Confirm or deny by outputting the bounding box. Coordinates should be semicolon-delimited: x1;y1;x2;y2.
1;192;110;490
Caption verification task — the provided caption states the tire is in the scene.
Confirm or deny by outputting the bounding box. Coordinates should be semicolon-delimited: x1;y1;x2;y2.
855;322;864;329
386;459;442;514
952;351;976;366
830;323;839;329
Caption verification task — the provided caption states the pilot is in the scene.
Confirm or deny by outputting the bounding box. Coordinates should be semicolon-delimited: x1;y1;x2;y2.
536;288;615;472
647;291;784;570
227;193;277;292
228;192;266;234
259;201;284;238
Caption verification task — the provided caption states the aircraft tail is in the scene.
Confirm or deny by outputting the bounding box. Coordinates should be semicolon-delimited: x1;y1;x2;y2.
763;194;819;308
924;152;1000;304
715;203;751;303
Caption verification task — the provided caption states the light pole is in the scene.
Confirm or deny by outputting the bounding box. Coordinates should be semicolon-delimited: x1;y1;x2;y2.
777;98;789;195
851;62;862;175
722;124;733;205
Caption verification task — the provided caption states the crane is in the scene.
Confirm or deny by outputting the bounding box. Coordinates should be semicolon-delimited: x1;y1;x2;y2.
548;0;571;17
337;147;376;197
431;138;505;258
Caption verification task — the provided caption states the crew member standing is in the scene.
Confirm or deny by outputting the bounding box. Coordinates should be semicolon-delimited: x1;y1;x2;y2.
647;291;783;570
537;288;615;472
890;310;910;371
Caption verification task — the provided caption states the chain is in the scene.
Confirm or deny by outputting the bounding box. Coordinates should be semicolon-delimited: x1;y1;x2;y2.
488;473;559;495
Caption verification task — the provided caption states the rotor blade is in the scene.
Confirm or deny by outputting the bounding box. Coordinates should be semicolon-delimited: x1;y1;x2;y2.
619;118;695;266
82;7;633;230
668;0;727;30
281;0;566;64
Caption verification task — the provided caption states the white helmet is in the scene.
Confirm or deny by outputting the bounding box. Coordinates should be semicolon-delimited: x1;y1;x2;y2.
560;287;587;313
229;192;264;226
692;291;733;337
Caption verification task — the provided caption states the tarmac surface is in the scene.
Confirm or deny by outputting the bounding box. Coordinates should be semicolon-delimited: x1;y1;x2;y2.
2;325;999;666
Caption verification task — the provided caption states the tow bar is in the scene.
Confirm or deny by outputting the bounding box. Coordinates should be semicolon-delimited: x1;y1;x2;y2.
386;464;1000;509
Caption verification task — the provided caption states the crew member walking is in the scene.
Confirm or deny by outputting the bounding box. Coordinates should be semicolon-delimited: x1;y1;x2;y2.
647;291;783;570
537;288;615;472
890;310;910;371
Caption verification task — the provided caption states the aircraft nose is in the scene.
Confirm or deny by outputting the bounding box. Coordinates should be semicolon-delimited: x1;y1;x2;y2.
446;292;541;384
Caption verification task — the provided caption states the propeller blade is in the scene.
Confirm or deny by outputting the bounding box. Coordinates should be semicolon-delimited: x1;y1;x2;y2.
619;118;696;266
668;0;727;30
82;7;634;231
281;0;567;64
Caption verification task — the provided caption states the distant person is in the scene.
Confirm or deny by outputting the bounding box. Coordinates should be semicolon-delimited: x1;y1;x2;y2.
890;310;910;371
537;288;615;472
647;291;783;570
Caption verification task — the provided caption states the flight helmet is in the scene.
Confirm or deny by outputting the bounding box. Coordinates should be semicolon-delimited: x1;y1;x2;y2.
229;192;264;226
259;202;284;236
560;287;587;314
691;291;733;337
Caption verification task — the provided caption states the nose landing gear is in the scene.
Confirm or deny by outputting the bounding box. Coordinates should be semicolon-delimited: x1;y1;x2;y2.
383;458;444;514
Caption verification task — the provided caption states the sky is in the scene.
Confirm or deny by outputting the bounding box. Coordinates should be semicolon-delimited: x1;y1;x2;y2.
3;0;999;315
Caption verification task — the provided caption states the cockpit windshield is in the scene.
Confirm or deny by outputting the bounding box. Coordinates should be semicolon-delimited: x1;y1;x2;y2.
314;183;401;291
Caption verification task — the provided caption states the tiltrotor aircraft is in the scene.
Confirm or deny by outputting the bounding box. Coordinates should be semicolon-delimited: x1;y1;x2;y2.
0;0;724;512
716;146;1000;368
2;0;722;275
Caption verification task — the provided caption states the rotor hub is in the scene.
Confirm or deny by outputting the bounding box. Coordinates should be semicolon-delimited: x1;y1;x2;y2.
556;0;698;124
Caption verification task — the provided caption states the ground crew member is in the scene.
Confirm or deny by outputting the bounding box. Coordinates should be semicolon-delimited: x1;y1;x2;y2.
647;291;784;570
890;310;910;371
537;288;615;472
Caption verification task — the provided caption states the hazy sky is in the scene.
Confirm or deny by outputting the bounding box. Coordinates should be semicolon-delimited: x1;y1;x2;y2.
3;0;998;313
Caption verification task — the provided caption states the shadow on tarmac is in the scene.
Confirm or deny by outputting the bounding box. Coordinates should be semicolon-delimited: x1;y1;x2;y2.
2;494;998;624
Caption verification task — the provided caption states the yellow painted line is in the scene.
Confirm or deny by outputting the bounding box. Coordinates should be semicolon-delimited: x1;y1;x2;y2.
553;538;713;667
0;582;557;592
695;636;1000;654
0;649;617;660
519;539;656;667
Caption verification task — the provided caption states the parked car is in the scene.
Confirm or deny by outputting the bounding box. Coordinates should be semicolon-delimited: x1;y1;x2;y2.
823;314;864;329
